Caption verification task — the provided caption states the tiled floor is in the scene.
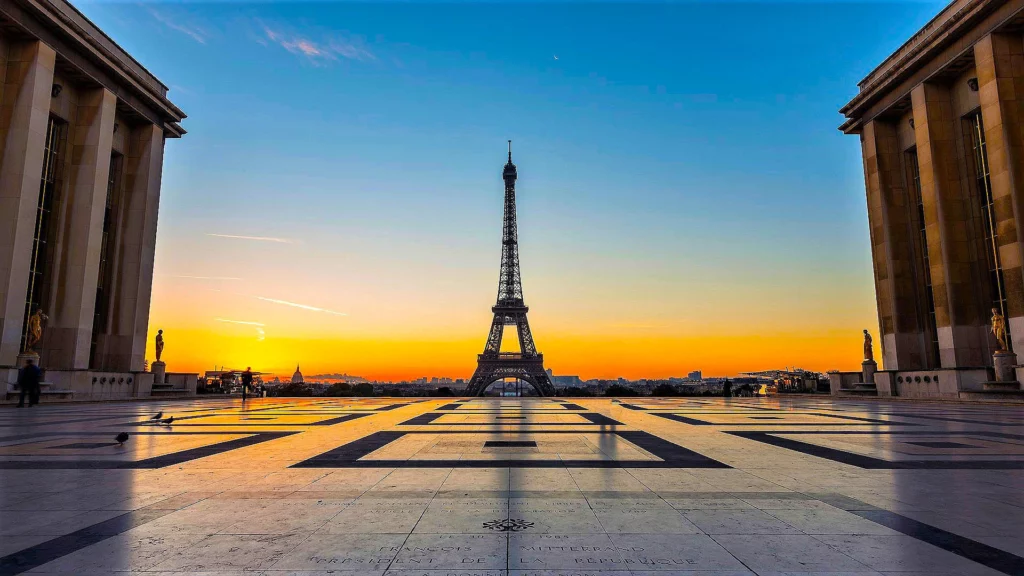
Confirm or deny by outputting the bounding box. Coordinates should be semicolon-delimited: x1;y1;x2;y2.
0;396;1022;575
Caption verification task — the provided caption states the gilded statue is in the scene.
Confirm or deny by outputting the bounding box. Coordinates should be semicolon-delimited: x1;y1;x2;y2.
991;308;1007;351
155;329;164;362
23;309;48;354
863;329;874;362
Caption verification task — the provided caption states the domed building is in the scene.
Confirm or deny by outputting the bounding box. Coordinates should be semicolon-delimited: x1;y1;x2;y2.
291;364;304;384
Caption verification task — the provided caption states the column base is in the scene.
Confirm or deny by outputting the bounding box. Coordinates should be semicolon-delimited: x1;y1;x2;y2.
981;380;1022;392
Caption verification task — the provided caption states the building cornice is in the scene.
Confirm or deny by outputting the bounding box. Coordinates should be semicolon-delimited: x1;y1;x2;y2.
838;0;1020;134
0;0;185;136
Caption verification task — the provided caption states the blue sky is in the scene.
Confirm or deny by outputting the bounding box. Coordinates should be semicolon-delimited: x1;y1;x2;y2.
78;0;948;376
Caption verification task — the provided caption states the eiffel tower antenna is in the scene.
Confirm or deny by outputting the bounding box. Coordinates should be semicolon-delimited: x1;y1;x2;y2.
466;142;555;397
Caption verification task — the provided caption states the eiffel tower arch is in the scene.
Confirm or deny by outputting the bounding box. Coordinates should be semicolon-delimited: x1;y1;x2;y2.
466;142;555;397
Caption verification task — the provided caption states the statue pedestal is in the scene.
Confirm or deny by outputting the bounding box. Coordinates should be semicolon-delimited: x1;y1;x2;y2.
861;360;877;385
16;352;40;367
151;361;166;385
981;350;1021;392
993;350;1017;382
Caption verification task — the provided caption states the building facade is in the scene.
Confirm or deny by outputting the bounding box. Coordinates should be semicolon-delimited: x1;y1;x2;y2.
0;0;186;401
840;0;1024;397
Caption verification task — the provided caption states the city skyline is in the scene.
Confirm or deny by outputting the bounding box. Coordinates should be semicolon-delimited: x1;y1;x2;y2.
261;369;804;384
68;0;949;381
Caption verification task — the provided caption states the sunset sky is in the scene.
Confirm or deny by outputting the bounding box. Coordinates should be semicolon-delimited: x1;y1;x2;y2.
79;0;945;380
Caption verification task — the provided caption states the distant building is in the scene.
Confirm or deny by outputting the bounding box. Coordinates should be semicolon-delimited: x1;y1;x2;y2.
740;368;825;394
204;369;264;393
687;370;702;381
291;365;304;384
547;369;583;388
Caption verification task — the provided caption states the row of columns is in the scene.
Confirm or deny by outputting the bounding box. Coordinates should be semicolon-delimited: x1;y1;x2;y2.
0;39;164;373
863;31;1024;370
975;33;1024;354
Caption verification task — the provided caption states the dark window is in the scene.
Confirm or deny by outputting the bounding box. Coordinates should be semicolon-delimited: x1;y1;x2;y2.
90;152;124;367
906;148;940;367
969;111;1009;345
22;115;67;352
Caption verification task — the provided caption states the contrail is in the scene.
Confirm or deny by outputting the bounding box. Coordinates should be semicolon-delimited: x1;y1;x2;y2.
215;318;266;326
206;233;295;244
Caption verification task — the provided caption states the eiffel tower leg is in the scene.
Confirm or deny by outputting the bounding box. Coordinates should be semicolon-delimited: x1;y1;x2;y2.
514;313;539;356
525;364;555;396
483;314;504;355
467;364;492;396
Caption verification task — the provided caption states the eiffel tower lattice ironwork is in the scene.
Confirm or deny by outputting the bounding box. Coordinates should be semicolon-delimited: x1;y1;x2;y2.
466;142;555;396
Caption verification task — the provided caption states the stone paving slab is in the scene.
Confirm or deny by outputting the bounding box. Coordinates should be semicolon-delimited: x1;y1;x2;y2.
0;396;1022;576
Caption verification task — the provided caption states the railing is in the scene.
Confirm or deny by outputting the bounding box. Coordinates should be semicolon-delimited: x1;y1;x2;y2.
478;352;544;361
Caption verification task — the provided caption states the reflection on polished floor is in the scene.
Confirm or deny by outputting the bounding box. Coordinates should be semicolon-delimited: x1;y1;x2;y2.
0;396;1022;575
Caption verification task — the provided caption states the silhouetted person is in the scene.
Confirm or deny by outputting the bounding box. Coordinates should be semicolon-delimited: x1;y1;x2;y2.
17;358;42;407
723;380;732;398
241;367;253;401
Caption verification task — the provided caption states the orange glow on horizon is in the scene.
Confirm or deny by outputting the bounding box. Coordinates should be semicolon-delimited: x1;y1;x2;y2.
147;218;879;382
145;326;870;381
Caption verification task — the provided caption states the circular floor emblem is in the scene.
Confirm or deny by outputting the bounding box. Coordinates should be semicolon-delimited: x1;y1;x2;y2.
483;518;534;532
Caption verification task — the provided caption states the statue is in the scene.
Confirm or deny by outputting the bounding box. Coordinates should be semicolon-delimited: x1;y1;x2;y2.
23;309;48;354
155;330;164;362
863;329;874;362
991;308;1007;351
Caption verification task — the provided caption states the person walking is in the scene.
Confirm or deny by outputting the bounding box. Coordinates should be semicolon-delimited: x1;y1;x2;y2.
17;357;42;407
241;367;253;401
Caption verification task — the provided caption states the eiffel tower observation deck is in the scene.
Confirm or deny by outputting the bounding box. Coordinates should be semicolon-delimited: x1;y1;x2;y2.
466;142;555;396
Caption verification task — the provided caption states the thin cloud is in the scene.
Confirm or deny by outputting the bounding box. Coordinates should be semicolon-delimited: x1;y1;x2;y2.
328;38;375;62
215;318;266;326
215;318;267;341
206;233;295;244
169;275;242;281
255;296;347;316
147;8;208;44
261;24;374;64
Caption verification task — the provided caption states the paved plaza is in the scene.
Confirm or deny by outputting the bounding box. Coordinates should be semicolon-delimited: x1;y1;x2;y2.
0;397;1022;575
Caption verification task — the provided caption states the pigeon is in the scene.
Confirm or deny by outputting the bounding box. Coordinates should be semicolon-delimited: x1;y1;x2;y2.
159;416;174;425
115;432;130;445
150;411;163;421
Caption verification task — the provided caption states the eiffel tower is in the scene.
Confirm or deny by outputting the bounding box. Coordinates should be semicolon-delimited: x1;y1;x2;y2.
466;142;555;397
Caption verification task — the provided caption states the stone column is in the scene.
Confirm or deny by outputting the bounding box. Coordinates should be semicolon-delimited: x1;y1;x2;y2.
862;119;929;370
911;82;989;368
974;33;1024;356
96;123;163;372
42;88;116;369
0;41;55;367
